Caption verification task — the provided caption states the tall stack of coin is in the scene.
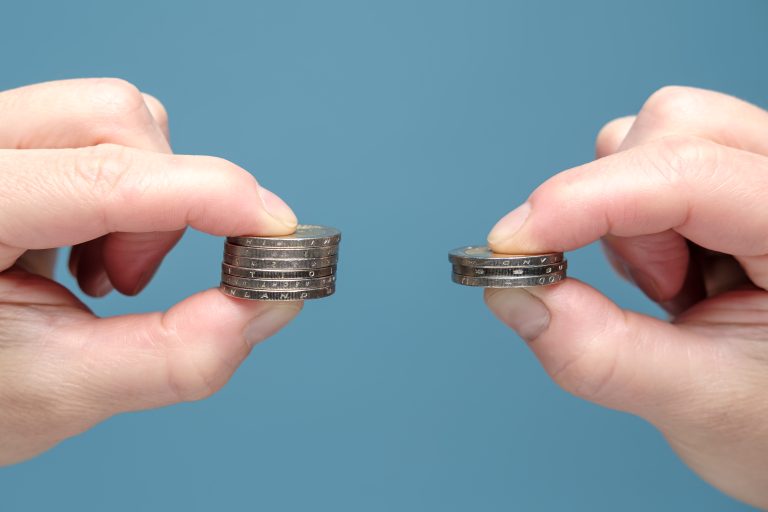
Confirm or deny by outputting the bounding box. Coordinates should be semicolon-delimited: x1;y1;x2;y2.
449;246;567;288
220;225;341;301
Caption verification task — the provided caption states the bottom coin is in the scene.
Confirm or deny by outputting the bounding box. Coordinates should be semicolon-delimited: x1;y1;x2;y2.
219;283;336;300
451;271;566;288
221;273;336;290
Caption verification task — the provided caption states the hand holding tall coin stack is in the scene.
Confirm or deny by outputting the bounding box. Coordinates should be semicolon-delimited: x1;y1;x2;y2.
449;246;567;288
220;225;341;301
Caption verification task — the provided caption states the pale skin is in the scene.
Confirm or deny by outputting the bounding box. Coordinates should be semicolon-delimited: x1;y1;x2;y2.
486;86;768;509
2;80;766;508
0;78;302;465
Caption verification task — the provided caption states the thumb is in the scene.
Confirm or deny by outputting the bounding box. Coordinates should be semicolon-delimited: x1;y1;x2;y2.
59;289;302;414
484;279;704;420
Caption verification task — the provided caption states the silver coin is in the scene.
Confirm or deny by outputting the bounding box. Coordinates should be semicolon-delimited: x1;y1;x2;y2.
451;271;567;288
452;261;567;277
224;242;338;259
223;253;338;269
222;263;336;279
220;283;335;300
448;246;564;267
221;273;336;290
227;225;341;248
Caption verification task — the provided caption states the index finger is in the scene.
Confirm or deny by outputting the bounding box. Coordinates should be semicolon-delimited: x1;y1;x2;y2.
0;144;297;270
487;136;768;257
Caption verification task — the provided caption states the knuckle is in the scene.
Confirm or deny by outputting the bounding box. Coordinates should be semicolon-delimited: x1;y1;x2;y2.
167;348;234;402
549;343;618;402
645;134;720;184
65;144;135;212
85;78;146;117
81;79;156;145
641;85;706;123
160;315;239;403
546;311;628;403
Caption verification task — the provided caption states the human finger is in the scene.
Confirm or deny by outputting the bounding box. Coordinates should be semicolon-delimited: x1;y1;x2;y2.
598;87;768;304
487;137;768;290
0;144;297;270
0;78;181;294
484;280;710;421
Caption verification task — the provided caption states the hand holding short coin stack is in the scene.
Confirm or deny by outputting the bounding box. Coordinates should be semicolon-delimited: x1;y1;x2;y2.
449;246;567;288
220;225;341;301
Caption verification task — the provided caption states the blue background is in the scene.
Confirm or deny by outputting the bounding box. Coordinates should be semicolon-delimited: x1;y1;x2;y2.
1;1;765;510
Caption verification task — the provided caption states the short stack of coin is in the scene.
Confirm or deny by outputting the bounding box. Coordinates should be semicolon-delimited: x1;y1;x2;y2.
449;246;567;288
219;225;341;301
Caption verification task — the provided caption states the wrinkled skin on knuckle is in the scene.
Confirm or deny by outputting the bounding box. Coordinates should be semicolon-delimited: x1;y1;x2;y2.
65;144;139;221
643;135;721;188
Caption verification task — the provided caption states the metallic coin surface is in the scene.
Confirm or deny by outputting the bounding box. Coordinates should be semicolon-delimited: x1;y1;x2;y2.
452;261;567;277
451;271;566;288
227;225;341;248
448;246;564;267
221;273;336;290
221;263;336;279
223;253;338;269
220;283;335;300
224;242;338;259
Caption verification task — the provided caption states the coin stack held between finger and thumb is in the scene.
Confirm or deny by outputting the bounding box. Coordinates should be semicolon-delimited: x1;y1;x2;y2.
448;246;567;288
219;225;341;301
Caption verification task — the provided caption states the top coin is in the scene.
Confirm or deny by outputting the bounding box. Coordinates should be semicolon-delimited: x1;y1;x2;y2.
227;225;341;248
448;246;565;267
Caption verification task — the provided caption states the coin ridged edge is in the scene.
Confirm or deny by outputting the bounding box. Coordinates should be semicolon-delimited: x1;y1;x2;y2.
221;273;336;290
221;263;336;279
451;271;566;288
223;253;338;269
227;225;341;248
452;261;568;277
224;243;339;258
448;246;564;267
219;283;335;300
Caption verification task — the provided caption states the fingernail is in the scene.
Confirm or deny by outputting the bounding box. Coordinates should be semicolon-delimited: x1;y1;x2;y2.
485;288;550;341
92;271;113;297
488;202;531;246
243;303;302;348
258;187;298;230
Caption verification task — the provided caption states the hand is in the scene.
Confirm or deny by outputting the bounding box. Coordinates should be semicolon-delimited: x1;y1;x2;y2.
0;78;302;465
485;86;768;509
